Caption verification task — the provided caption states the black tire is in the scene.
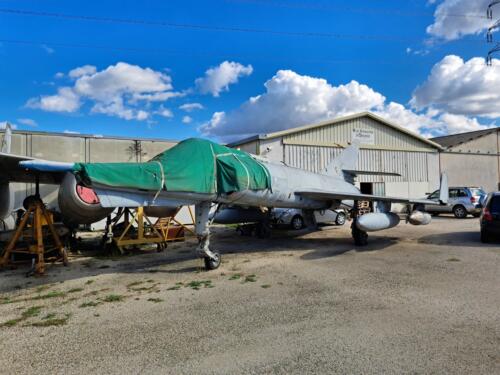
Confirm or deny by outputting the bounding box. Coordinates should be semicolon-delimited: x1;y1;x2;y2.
453;205;467;219
204;252;221;270
335;212;346;226
480;230;490;243
290;215;304;230
352;222;368;246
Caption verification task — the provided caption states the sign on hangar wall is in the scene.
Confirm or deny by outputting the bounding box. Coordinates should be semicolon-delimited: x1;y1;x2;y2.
352;128;375;145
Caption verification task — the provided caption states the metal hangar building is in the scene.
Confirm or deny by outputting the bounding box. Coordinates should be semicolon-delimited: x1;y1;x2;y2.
228;112;444;205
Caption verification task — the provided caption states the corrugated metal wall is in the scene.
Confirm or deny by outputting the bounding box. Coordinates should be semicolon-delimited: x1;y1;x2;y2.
283;116;436;151
284;144;429;183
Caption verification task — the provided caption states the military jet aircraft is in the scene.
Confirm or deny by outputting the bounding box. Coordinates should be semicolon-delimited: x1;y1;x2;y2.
0;133;448;270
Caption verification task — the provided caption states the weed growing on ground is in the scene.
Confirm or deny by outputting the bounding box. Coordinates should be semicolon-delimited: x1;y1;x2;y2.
102;294;124;302
32;291;66;300
244;275;257;283
22;306;43;318
186;280;213;290
126;281;144;288
147;298;163;303
447;258;460;262
261;284;271;289
79;301;100;308
229;274;241;280
68;288;84;293
42;313;56;320
1;318;22;327
31;314;70;327
85;279;95;285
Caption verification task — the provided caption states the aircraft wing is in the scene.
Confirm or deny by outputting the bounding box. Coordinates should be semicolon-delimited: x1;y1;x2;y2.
0;152;73;184
296;189;440;206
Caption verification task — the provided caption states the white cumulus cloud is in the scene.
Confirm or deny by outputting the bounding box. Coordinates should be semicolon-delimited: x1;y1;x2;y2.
26;62;182;121
200;68;494;142
69;65;97;79
179;102;204;112
26;87;81;113
182;115;193;124
17;118;37;127
426;0;492;41
195;61;253;97
411;55;500;118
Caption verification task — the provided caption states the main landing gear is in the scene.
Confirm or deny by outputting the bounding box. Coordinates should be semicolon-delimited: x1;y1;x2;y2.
351;201;368;246
195;202;221;270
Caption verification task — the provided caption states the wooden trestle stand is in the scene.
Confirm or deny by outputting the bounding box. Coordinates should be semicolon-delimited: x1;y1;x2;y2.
0;180;68;276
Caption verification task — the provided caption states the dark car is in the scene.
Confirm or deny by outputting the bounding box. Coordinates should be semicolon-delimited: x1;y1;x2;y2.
480;192;500;243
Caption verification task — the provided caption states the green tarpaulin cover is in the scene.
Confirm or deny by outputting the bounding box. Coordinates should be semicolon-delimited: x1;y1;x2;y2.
73;138;271;194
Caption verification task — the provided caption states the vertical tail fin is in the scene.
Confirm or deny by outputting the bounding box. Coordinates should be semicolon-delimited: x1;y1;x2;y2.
322;141;360;178
1;123;12;154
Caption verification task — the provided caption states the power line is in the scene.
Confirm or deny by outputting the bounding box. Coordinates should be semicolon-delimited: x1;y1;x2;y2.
1;38;497;68
0;8;484;43
227;0;488;19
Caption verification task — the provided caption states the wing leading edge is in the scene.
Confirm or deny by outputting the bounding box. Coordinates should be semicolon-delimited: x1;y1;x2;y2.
296;190;440;206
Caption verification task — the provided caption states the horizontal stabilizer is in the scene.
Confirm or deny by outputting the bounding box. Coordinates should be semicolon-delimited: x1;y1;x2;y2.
342;170;401;177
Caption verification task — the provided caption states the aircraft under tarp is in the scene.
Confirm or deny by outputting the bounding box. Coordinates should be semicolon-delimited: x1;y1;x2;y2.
73;138;272;194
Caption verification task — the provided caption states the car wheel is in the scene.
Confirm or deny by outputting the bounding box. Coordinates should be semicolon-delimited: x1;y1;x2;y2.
290;215;304;230
335;212;346;226
480;230;490;243
453;205;467;219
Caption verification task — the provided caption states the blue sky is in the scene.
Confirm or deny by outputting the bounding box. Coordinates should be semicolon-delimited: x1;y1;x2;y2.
0;0;498;141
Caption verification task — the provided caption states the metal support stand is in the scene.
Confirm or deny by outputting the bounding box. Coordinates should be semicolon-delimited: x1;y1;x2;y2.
0;193;68;276
351;200;368;246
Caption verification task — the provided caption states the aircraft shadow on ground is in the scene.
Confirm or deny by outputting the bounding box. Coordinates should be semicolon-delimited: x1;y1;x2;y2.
0;228;398;293
417;231;500;248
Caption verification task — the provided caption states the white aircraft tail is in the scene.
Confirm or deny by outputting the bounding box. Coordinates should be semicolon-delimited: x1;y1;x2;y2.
322;142;360;178
1;123;12;154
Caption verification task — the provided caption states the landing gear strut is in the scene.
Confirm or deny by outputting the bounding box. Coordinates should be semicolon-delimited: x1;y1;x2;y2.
351;201;368;246
195;202;221;270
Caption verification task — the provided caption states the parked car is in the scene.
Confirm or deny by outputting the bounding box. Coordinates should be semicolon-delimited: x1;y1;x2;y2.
480;192;500;243
272;208;347;230
419;187;486;218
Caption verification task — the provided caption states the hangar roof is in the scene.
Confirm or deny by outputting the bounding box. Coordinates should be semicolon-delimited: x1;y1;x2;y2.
228;112;443;150
431;127;499;149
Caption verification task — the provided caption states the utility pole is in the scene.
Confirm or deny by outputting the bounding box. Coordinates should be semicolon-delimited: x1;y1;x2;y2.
487;2;500;65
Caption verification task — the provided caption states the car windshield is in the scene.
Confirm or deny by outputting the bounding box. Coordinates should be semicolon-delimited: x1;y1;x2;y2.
470;188;486;196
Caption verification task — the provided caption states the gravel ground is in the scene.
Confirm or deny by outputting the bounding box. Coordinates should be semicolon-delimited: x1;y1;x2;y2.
0;216;499;374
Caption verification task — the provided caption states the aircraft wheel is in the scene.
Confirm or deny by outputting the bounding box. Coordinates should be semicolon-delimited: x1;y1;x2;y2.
290;215;304;230
352;222;368;246
204;252;221;270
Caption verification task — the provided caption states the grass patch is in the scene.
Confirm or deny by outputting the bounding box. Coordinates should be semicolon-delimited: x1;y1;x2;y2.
261;284;272;289
447;257;461;262
147;298;163;303
1;297;13;305
35;285;50;293
85;280;95;285
1;318;23;327
244;275;257;283
167;285;181;291
186;280;213;290
146;279;155;283
102;294;124;303
229;274;242;280
68;288;84;293
22;306;43;318
31;314;70;327
129;285;157;292
126;281;144;288
32;291;66;300
42;313;56;320
79;301;99;308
